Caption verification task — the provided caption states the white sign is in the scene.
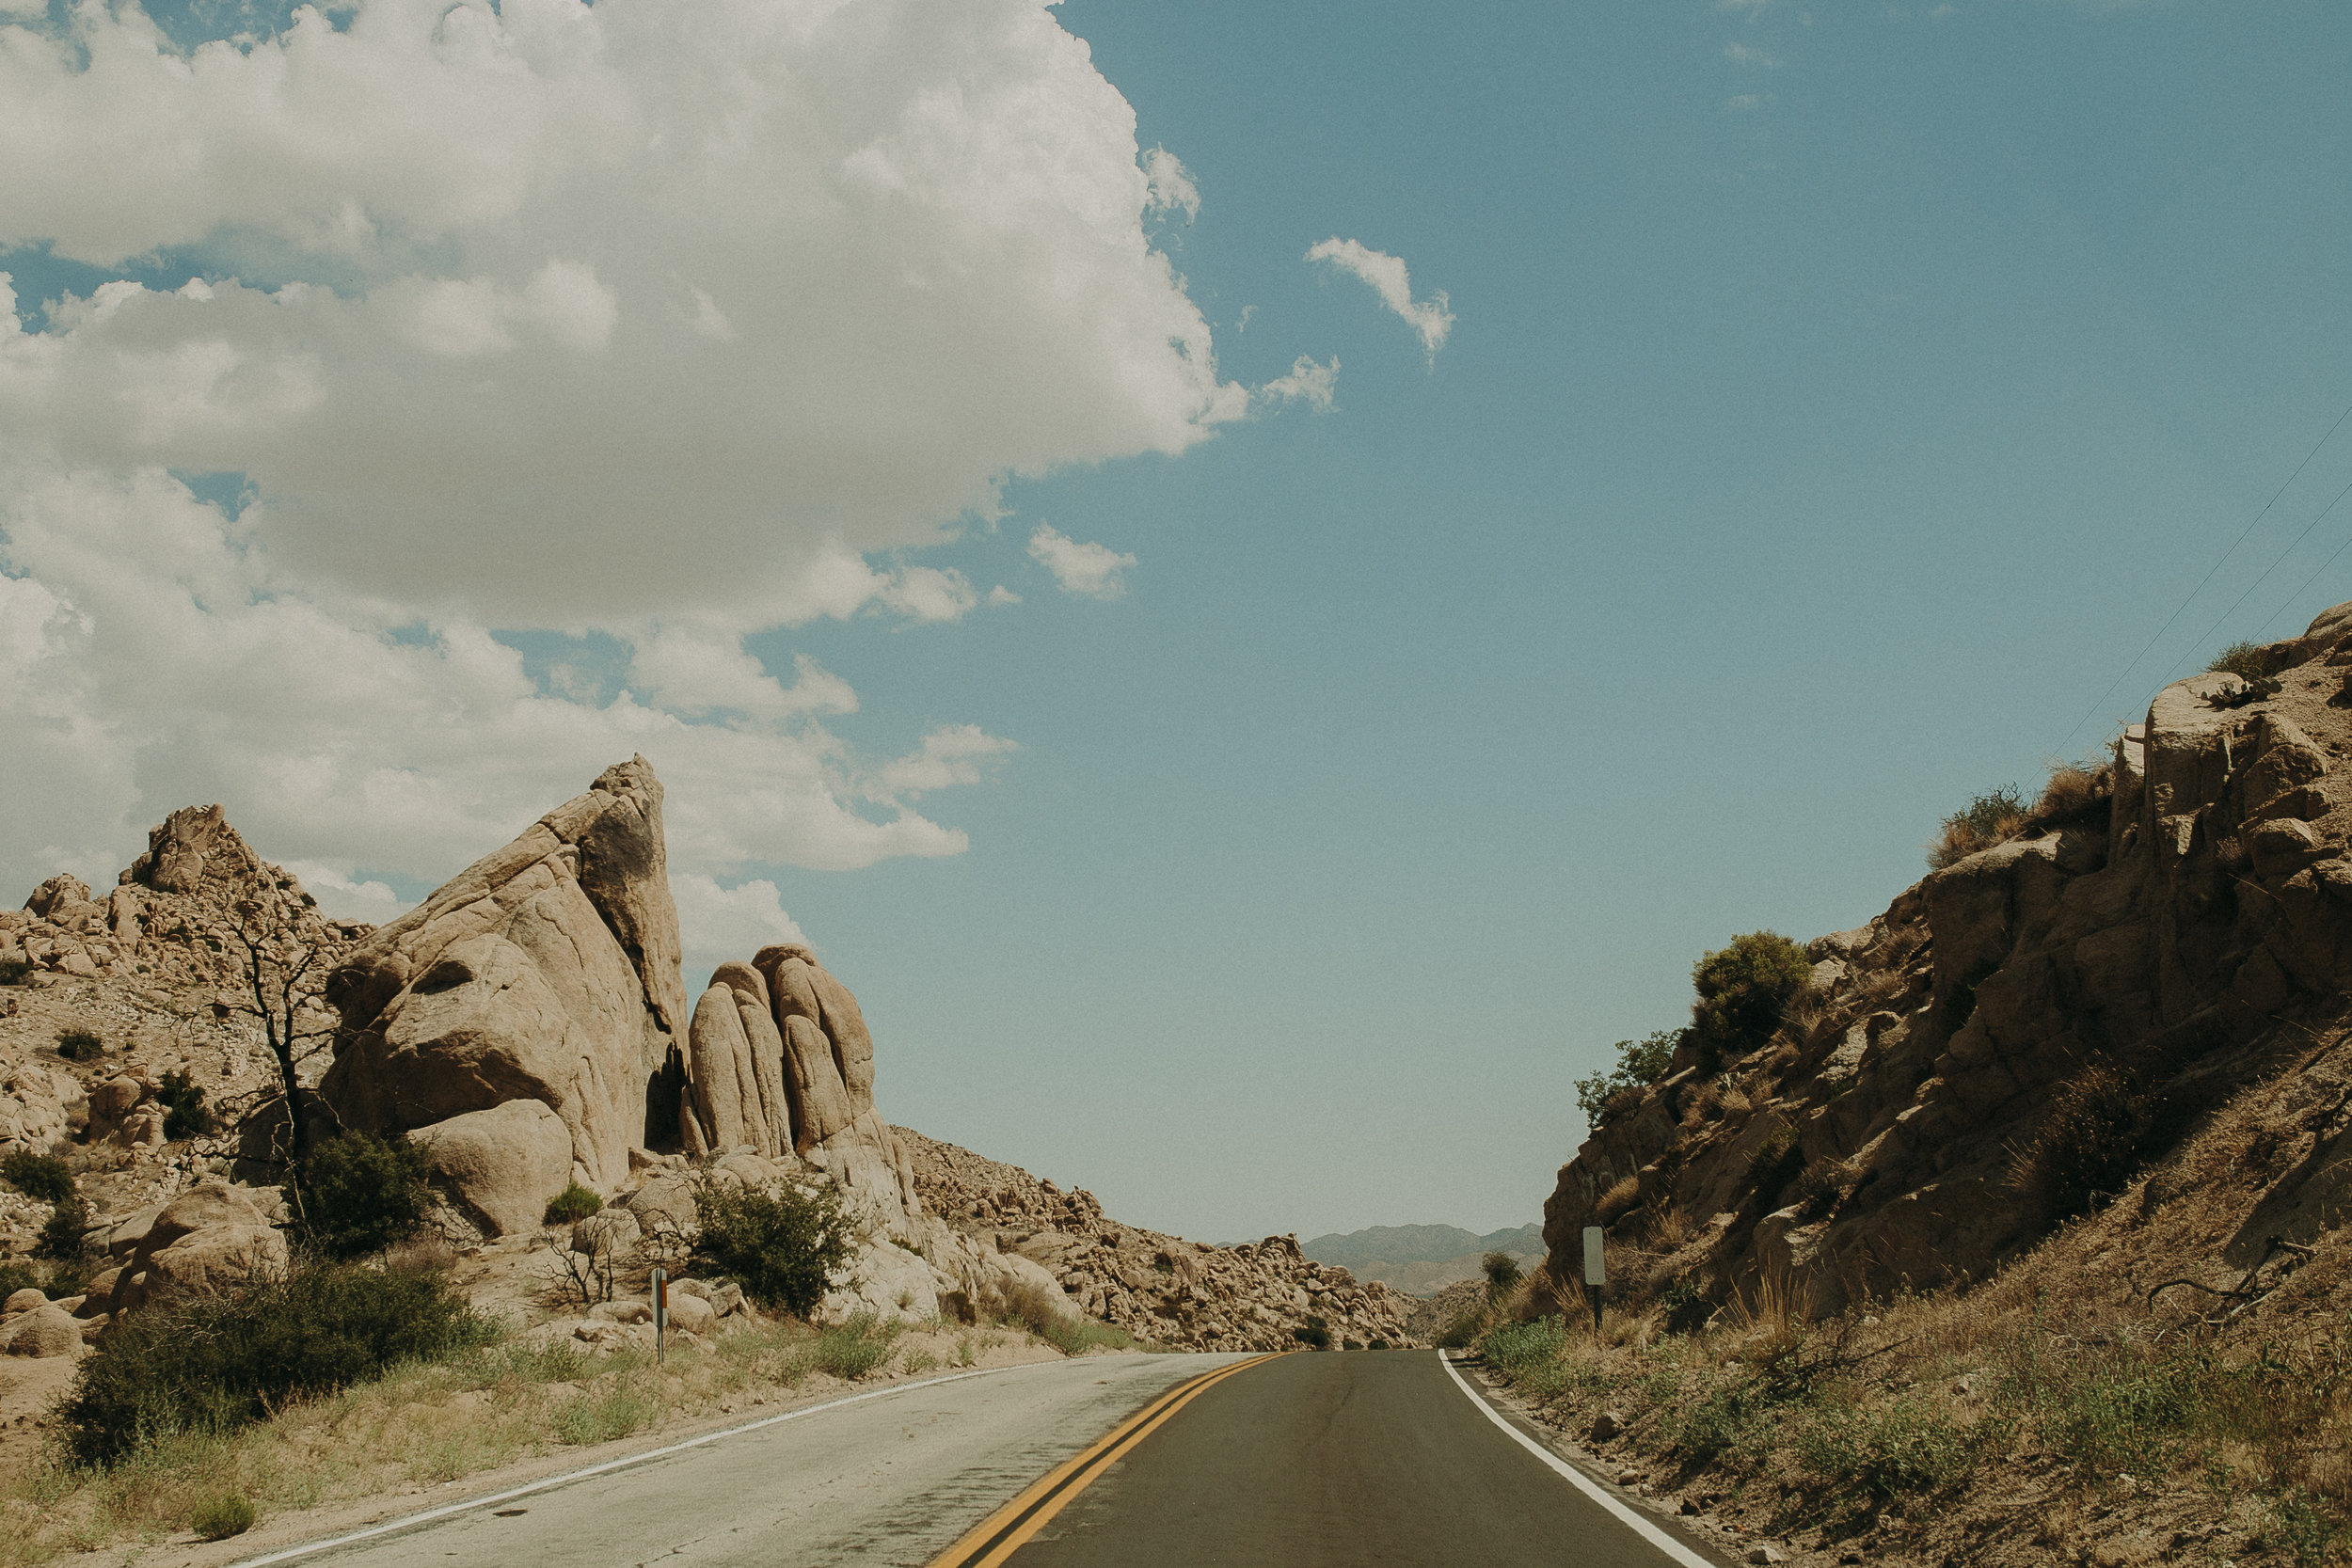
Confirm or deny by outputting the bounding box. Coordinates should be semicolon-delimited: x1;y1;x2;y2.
1582;1226;1605;1287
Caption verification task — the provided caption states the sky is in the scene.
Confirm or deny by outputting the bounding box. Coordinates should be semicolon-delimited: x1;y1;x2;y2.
3;0;2350;1243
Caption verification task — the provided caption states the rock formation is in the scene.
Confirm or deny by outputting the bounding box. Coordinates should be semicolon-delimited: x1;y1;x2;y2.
1539;599;2352;1319
323;757;689;1194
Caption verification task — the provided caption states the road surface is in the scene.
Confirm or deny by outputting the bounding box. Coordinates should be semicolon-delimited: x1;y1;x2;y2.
239;1352;1725;1568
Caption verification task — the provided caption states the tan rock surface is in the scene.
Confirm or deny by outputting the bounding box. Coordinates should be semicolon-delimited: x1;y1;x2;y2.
409;1100;574;1238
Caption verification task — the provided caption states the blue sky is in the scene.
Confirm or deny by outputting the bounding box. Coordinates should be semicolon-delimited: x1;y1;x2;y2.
3;0;2349;1241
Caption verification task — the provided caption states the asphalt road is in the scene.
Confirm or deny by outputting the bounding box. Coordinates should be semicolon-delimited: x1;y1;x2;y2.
241;1351;1724;1568
965;1351;1724;1568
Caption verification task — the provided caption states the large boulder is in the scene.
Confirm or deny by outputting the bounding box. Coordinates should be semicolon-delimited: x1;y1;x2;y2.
23;873;91;918
323;758;690;1187
3;1305;80;1357
124;804;237;895
140;1225;290;1304
409;1100;574;1237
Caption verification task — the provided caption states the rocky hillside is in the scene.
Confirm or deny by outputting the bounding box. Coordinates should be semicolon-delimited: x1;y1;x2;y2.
1538;599;2352;1323
900;1129;1416;1351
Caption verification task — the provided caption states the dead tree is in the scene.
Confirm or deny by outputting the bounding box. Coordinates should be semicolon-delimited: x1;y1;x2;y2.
227;899;340;1174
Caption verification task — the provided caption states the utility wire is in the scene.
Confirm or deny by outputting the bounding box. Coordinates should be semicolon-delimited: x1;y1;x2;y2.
2250;472;2352;641
2148;465;2352;690
2056;397;2352;756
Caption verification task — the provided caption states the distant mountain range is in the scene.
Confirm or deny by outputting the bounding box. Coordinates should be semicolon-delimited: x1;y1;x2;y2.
1297;1222;1545;1297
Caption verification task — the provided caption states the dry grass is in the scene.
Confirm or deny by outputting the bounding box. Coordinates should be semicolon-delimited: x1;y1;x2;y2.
1594;1174;1641;1226
1476;1056;2352;1567
0;1315;1025;1566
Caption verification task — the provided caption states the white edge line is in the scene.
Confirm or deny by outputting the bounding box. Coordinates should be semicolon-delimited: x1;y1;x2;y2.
1438;1350;1719;1568
225;1361;1042;1568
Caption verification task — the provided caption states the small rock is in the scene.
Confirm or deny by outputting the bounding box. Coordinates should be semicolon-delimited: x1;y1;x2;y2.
1;1288;44;1316
1746;1547;1786;1565
1615;1468;1643;1487
1679;1498;1704;1516
4;1306;81;1357
1591;1408;1626;1441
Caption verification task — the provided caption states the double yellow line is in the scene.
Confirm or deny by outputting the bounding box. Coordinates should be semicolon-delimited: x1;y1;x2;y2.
926;1354;1284;1568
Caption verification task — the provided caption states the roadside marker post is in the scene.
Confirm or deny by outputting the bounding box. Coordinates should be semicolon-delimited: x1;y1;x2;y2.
652;1267;667;1365
1581;1226;1604;1333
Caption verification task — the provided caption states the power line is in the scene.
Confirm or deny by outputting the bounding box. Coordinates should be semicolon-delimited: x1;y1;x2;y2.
2149;464;2352;690
2056;396;2352;756
2250;471;2352;641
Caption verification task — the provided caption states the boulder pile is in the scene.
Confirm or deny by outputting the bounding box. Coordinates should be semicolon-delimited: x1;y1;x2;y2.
898;1129;1417;1351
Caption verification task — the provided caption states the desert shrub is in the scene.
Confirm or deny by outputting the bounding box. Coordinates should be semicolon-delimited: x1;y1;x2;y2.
191;1492;257;1541
294;1132;433;1260
0;1259;40;1298
2029;763;2106;826
1796;1401;1979;1501
2208;640;2280;683
1789;1159;1843;1220
1746;1126;1804;1210
2022;1062;2141;1221
1482;1251;1524;1292
0;956;27;986
552;1384;660;1446
1294;1315;1331;1350
56;1259;495;1465
1574;1028;1683;1128
1593;1173;1641;1225
1928;785;2026;870
36;1192;89;1260
690;1176;850;1317
1690;933;1812;1069
157;1069;215;1141
55;1026;103;1062
1;1148;73;1204
544;1181;603;1224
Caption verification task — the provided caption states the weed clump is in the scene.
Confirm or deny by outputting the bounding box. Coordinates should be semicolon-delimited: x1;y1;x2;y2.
56;1259;495;1466
1;1148;73;1204
2020;1061;2142;1221
293;1132;433;1260
0;956;27;986
37;1191;90;1261
1482;1251;1524;1292
690;1176;850;1318
1294;1315;1331;1350
2207;640;2280;683
55;1026;103;1062
191;1492;257;1541
1929;785;2026;870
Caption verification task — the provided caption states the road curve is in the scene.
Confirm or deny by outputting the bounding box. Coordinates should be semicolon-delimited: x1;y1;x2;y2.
977;1350;1729;1568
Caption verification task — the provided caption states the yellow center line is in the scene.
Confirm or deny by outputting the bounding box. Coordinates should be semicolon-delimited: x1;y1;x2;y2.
927;1353;1286;1568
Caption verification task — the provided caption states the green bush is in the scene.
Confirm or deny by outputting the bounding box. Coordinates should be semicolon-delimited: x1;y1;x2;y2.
1691;933;1812;1069
294;1133;433;1260
0;1148;73;1204
0;957;27;986
36;1193;89;1261
1482;1251;1523;1292
192;1492;257;1541
805;1314;900;1380
1795;1402;1979;1501
0;1259;40;1298
545;1181;603;1225
158;1069;215;1141
55;1027;103;1062
1294;1315;1331;1350
690;1176;850;1317
1435;1310;1484;1350
1574;1028;1682;1127
56;1259;495;1465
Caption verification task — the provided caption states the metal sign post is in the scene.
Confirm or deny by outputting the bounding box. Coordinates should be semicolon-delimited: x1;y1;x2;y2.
1581;1226;1604;1333
652;1267;667;1365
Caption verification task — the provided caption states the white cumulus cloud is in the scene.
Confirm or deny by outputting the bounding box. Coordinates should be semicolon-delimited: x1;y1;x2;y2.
1257;355;1339;412
1027;524;1136;600
1305;238;1454;364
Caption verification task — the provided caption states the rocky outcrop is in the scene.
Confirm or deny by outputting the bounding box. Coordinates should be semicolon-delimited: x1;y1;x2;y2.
680;944;919;1227
898;1128;1420;1351
323;758;689;1190
1539;600;2352;1319
104;1180;289;1315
